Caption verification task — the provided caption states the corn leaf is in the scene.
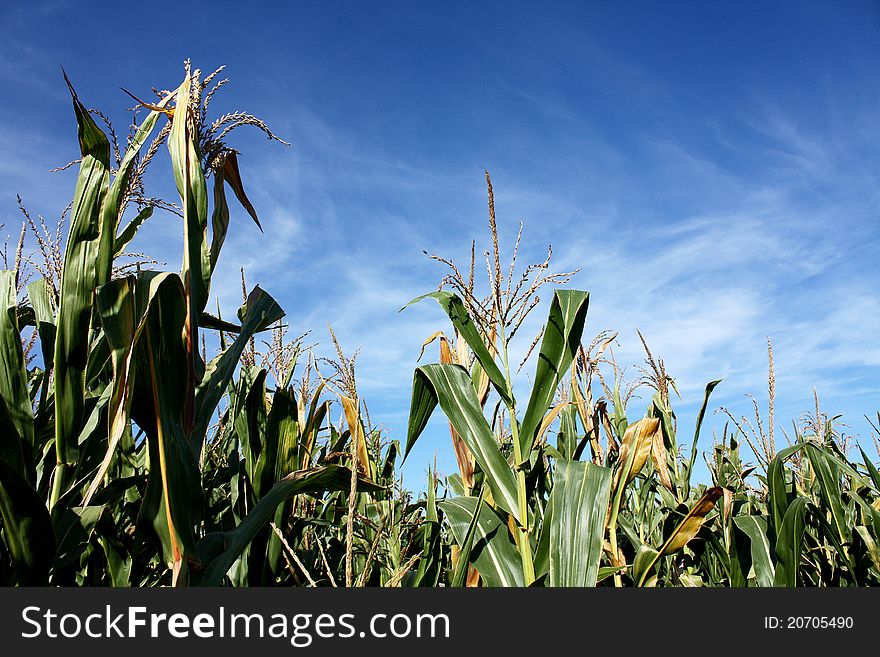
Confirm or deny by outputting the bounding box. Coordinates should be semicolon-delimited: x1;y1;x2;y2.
734;515;775;587
614;418;660;490
407;363;521;522
860;447;880;491
636;486;722;586
773;497;809;586
85;272;181;504
0;271;33;465
518;290;590;461
403;292;511;404
26;278;56;376
0;455;55;584
767;443;804;537
439;495;525;587
129;274;202;580
52;504;105;570
52;75;111;504
97;96;171;286
804;442;850;545
193;286;283;453
548;459;613;586
632;544;660;587
197;465;381;586
114;206;154;259
684;379;721;499
448;490;485;588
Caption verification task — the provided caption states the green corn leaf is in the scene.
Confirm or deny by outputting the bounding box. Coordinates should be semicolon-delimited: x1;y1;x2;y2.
449;490;485;588
99;534;131;588
0;271;34;464
518;290;589;461
129;274;202;581
209;163;231;272
548;459;613;587
167;75;210;446
773;497;808;587
410;470;443;587
633;544;660;587
533;494;553;579
52;74;111;507
767;444;804;538
406;363;521;523
855;526;880;572
168;75;211;320
233;368;269;486
193;286;284;453
597;565;627;584
804;442;850;545
403;291;511;404
98;97;171;286
52;504;106;570
439;495;525;587
858;447;880;492
684;379;721;499
26;279;56;391
84;273;181;504
197;465;382;586
734;515;775;587
114;206;154;259
0;458;55;585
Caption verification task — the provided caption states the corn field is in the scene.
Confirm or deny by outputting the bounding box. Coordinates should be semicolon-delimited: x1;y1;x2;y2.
1;66;878;588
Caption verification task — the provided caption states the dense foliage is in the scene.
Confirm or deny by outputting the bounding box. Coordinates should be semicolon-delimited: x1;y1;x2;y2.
1;67;878;587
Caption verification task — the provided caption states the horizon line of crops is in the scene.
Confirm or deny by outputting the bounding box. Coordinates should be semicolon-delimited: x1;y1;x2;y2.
0;62;878;587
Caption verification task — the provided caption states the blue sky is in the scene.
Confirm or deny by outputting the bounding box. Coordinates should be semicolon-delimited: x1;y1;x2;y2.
1;1;879;488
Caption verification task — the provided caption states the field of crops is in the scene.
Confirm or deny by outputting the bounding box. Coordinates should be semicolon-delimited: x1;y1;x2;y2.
1;66;878;588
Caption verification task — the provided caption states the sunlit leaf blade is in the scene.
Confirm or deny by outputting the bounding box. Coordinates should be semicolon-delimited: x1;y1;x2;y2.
52;74;111;507
439;495;525;587
548;459;613;586
632;544;660;587
660;487;723;555
855;525;880;572
193;285;283;452
684;379;721;498
403;292;511;404
406;363;521;522
114;206;154;259
167;75;210;442
804;442;850;545
767;444;803;536
409;470;444;587
614;417;660;490
518;290;589;460
859;447;880;492
340;395;371;475
449;490;485;588
27;278;56;374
